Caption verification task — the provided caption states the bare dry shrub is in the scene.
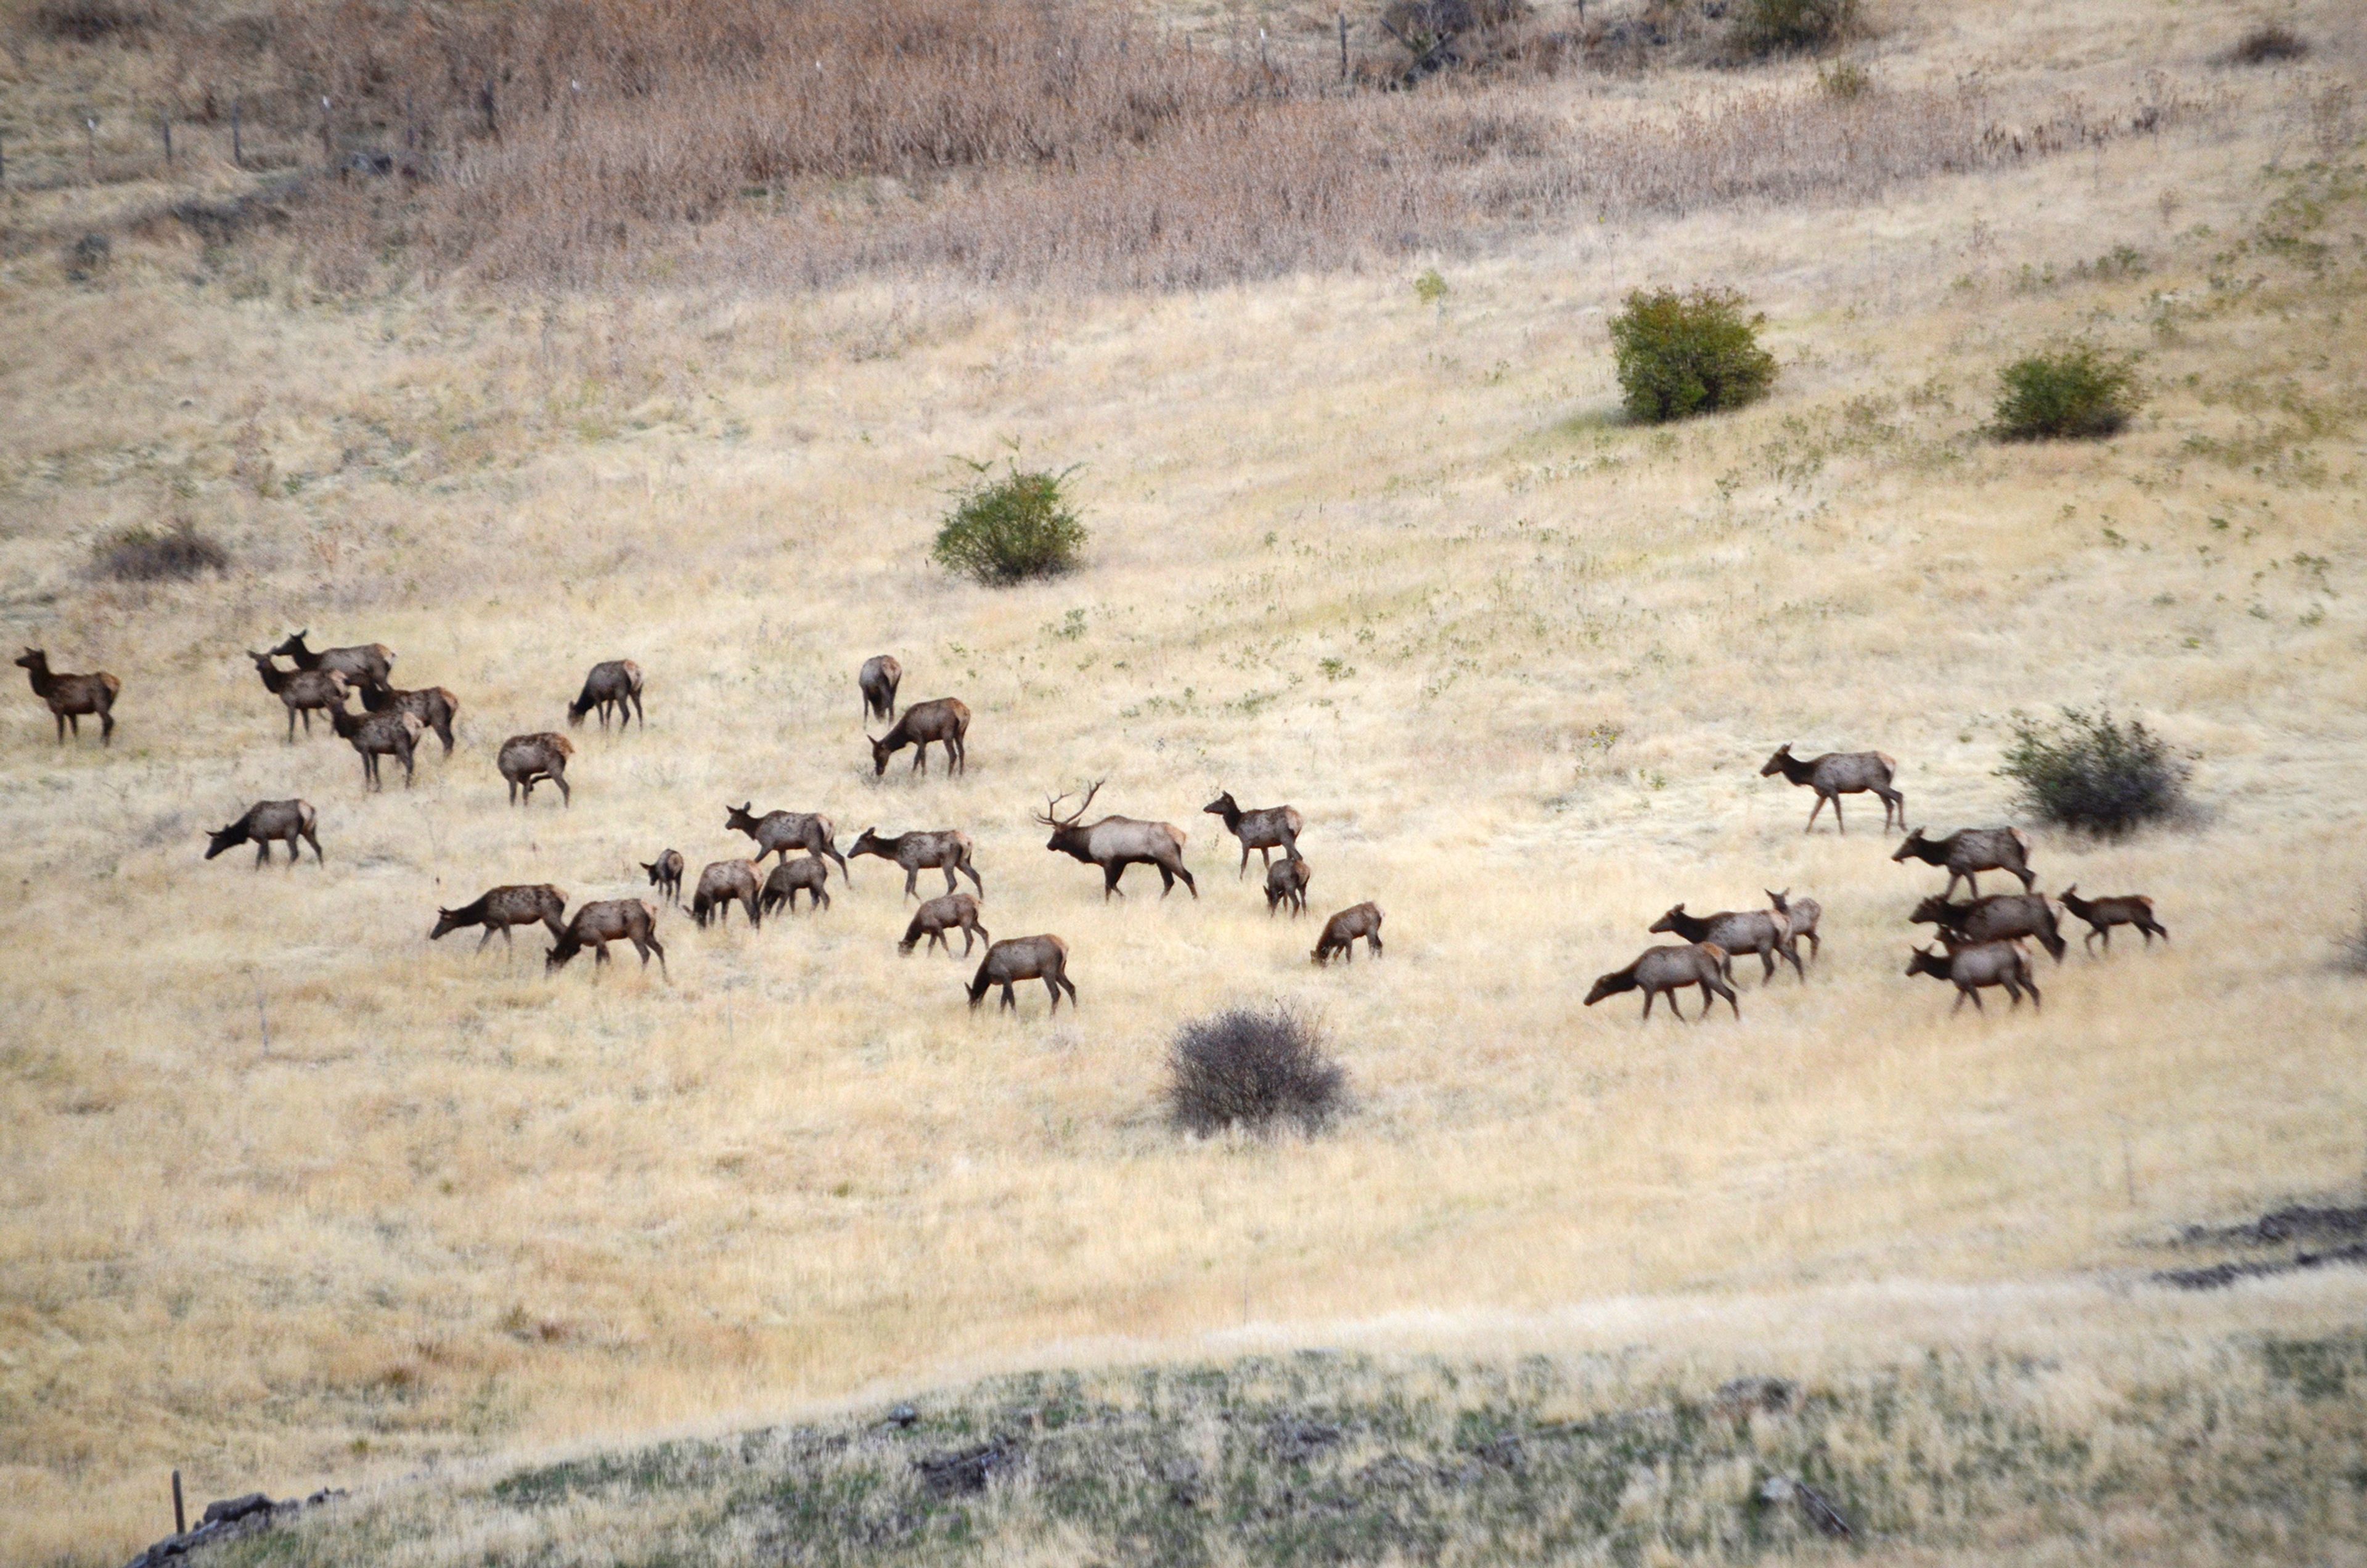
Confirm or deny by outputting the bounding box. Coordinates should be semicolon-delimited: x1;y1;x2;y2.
1167;1006;1348;1137
94;518;230;581
25;0;157;43
2227;24;2308;66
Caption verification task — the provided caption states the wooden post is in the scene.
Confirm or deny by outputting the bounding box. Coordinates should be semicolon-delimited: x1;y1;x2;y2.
231;100;242;168
172;1471;186;1536
1339;12;1349;81
1;131;7;189
160;113;173;170
86;116;98;181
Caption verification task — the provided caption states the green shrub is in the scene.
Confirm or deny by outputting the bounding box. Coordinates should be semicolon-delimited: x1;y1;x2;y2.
1992;343;2141;440
1608;287;1778;423
1725;0;1860;58
1816;60;1872;100
932;462;1085;584
1998;708;2189;836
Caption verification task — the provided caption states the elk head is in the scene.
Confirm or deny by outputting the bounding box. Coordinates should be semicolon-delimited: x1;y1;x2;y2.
1201;790;1239;819
268;630;309;659
1904;945;1950;979
724;802;759;836
1646;904;1688;935
1908;894;1960;926
850;827;888;857
1759;743;1794;777
1034;779;1105;860
202;819;247;859
1892;828;1935;864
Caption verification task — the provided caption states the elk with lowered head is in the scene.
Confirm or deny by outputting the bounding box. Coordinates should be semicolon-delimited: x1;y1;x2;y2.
431;885;568;951
330;704;423;790
1037;780;1196;899
16;648;120;746
1893;826;2037;899
1203;790;1303;876
1910;892;2066;963
547;899;666;974
724;803;848;880
204;799;321;867
2059;886;2169;953
361;680;459;755
902;893;989;957
1266;852;1311;917
567;658;644;730
1313;901;1384;965
1767;889;1822;963
247;651;347;741
642;849;684;906
1649;903;1803;983
1585;942;1738;1021
968;934;1076;1013
499;733;574;806
1906;940;2040;1013
860;655;902;724
761;856;831;915
850;827;982;900
1760;744;1903;834
269;630;394;689
870;696;970;777
690;859;763;929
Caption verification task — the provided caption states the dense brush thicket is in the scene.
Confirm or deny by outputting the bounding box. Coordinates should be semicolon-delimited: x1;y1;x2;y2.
1998;708;2189;836
1993;343;2141;439
94;519;229;582
1167;1006;1348;1137
933;465;1085;585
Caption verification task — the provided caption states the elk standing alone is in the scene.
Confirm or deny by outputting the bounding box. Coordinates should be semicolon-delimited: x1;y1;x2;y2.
870;697;970;777
902;893;989;957
269;630;394;690
499;733;574;806
247;652;347;741
1585;942;1738;1021
968;934;1076;1013
642;850;684;906
724;803;848;880
431;885;568;951
1894;826;2036;899
1312;901;1384;965
1037;780;1195;900
204;799;320;866
850;827;983;899
568;659;644;730
16;648;119;745
2059;886;2169;953
1203;790;1303;876
860;655;902;724
1760;745;1903;835
547;899;666;974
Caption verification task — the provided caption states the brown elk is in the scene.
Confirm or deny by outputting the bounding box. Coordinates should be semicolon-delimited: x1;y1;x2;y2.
724;804;848;880
330;704;423;790
1585;942;1738;1020
1910;892;2067;963
1313;901;1384;965
568;659;644;729
1203;790;1304;876
1894;826;2036;899
761;857;832;915
269;630;394;689
642;849;684;906
1649;904;1803;983
690;860;764;929
850;827;982;900
1767;889;1822;963
204;799;321;866
431;885;568;951
861;655;902;724
902;893;989;957
360;681;459;754
870;697;970;777
1266;852;1311;917
499;733;574;806
1906;940;2039;1013
247;651;348;741
968;934;1076;1013
547;899;667;974
1037;780;1195;899
1760;745;1903;834
2059;886;2169;953
16;648;120;745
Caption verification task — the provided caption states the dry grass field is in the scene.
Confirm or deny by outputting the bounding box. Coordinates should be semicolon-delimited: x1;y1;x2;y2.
3;0;2366;1561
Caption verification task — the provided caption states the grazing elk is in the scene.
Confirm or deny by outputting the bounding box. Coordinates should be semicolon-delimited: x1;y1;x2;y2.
1265;852;1311;917
330;704;423;790
1649;904;1804;983
1584;942;1738;1021
269;630;394;689
1203;790;1304;876
1760;744;1903;834
567;659;644;730
430;885;568;951
247;651;348;741
1893;826;2036;899
547;899;667;974
2059;886;2169;953
690;859;764;929
1037;780;1196;900
850;827;982;900
1767;889;1822;963
1313;901;1384;965
499;733;574;806
16;648;120;745
901;893;989;957
724;803;849;880
361;681;459;755
860;655;902;724
204;799;321;866
1910;892;2067;963
870;697;970;777
1906;941;2040;1013
761;857;832;915
642;849;685;906
968;934;1076;1013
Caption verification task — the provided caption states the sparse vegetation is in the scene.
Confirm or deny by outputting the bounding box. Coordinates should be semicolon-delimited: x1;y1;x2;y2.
1998;708;2190;836
1992;341;2141;439
2228;23;2309;65
94;518;230;582
1725;0;1862;59
1608;287;1778;423
1817;61;1873;101
26;0;156;42
2339;894;2367;974
932;463;1085;585
1167;1005;1348;1136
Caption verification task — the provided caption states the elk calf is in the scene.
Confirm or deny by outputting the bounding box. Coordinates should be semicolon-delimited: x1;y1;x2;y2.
269;630;394;689
1650;904;1803;983
642;849;685;905
330;704;423;790
761;857;832;915
1893;826;2036;900
248;651;348;741
1760;744;1903;835
2059;886;2169;953
205;799;321;867
870;697;970;777
690;860;763;929
851;827;982;899
1265;852;1311;917
568;659;644;729
1585;942;1738;1021
1910;892;2066;963
547;899;666;974
1203;790;1304;876
902;893;989;957
16;648;120;745
1038;780;1195;900
724;803;848;879
968;934;1076;1013
1313;901;1384;965
861;654;902;724
499;733;574;806
1906;941;2039;1013
1767;889;1822;963
431;884;568;951
361;681;459;754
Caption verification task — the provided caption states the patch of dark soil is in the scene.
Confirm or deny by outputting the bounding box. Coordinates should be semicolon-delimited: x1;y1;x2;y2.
2154;1203;2367;1289
912;1437;1020;1497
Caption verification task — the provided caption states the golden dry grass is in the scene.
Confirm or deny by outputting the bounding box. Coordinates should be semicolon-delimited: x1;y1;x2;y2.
3;0;2366;1562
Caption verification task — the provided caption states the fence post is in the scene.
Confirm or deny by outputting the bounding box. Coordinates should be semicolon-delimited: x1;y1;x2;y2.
1;131;7;189
172;1471;186;1537
160;113;173;170
231;99;242;168
1339;12;1349;81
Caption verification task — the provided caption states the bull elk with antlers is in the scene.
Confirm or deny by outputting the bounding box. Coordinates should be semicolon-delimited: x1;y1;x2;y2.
1037;780;1196;900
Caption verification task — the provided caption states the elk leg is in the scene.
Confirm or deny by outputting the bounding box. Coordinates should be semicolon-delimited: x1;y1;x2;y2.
1831;794;1845;835
960;860;983;896
942;865;960;896
631;692;644;728
912;742;928;775
1044;974;1063;1013
1157;864;1175;897
255;841;270;868
1368;933;1382;957
1105;864;1127;900
1175;863;1197;899
1059;973;1079;1007
904;867;921;900
1641;988;1657;1020
1782;939;1805;982
478;926;496;952
1000;982;1017;1012
1715;978;1740;1019
2024;974;2041;1009
1804;793;1828;833
555;771;570;807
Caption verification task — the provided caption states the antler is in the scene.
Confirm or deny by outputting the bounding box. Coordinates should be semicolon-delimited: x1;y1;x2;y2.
1034;778;1106;828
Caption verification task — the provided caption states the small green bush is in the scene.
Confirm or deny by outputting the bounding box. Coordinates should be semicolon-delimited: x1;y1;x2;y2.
95;518;229;582
1608;287;1778;424
1725;0;1860;58
1992;343;2141;440
1998;708;2189;836
932;462;1085;585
